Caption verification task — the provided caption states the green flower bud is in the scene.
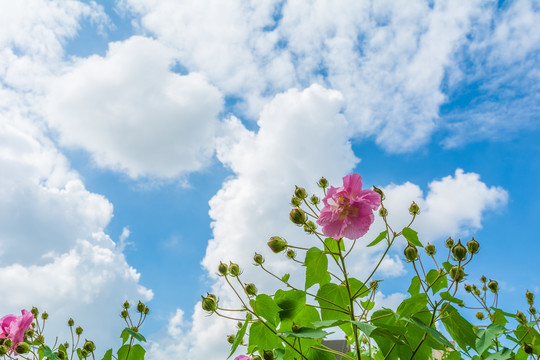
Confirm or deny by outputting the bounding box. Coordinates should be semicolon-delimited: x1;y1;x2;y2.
131;326;139;332
449;266;465;282
36;335;44;344
267;236;287;253
310;195;319;205
362;336;369;344
291;195;302;207
291;323;301;333
464;284;473;293
41;312;49;320
408;202;420;215
83;340;95;352
136;301;145;313
68;318;75;327
144;306;149;315
372;186;385;201
303;220;316;234
289;208;306;225
229;262;241;277
15;342;30;354
0;345;7;356
263;350;275;360
64;342;69;349
121;309;128;319
526;290;534;305
26;328;34;338
452;240;468;261
3;339;12;348
201;294;218;313
252;356;262;360
81;348;89;358
488;280;498;293
466;237;480;254
516;311;527;325
474;288;481;296
404;243;418;262
218;261;229;276
31;307;39;317
123;301;130;309
425;243;436;256
318;177;329;189
522;343;534;355
378;207;388;217
294;186;307;199
253;253;265;265
244;283;258;297
445;237;454;248
227;334;235;344
529;306;536;315
475;312;484;320
480;275;487;283
286;249;296;259
237;321;243;329
75;326;83;335
370;280;379;291
57;349;67;359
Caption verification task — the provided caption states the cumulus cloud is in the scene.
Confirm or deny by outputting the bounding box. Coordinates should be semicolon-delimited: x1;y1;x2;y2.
45;36;223;178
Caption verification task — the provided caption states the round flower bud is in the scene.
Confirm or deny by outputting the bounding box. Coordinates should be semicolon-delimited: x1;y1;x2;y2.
372;186;385;201
144;306;149;315
36;335;44;344
475;312;484;320
227;334;235;344
26;328;34;338
522;343;534;355
404;243;419;262
75;326;83;335
57;350;67;359
318;177;329;189
291;195;302;207
529;306;536;315
81;349;89;358
362;336;369;344
488;280;498;293
474;288;481;296
64;342;69;349
267;236;287;253
294;186;307;199
0;345;7;356
121;310;128;319
291;323;301;333
41;312;49;320
464;284;473;293
408;202;420;215
253;253;265;265
3;339;13;348
370;280;379;291
31;307;39;317
131;326;139;332
445;237;454;248
480;275;487;283
378;207;388;218
253;356;262;360
83;340;96;352
449;266;465;282
201;294;218;313
244;283;258;297
310;195;319;205
136;301;145;313
425;243;436;256
466;237;480;254
286;249;296;259
237;321;243;329
68;318;75;327
218;261;229;276
263;350;275;360
516;311;527;325
15;342;30;355
303;220;316;234
229;262;241;277
289;208;306;225
526;290;534;305
452;240;468;261
123;301;130;309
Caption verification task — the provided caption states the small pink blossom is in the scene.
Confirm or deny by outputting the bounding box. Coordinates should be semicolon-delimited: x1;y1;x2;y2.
0;310;34;349
316;173;381;240
234;356;251;360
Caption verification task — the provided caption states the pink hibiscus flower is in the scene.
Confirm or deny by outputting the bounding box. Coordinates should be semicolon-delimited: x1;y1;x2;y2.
0;310;33;348
234;356;251;360
316;173;381;240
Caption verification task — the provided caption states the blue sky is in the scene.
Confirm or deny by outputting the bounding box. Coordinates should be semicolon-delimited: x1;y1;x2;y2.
1;1;539;359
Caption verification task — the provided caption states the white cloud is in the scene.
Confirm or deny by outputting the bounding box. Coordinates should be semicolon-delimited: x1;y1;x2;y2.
45;36;223;178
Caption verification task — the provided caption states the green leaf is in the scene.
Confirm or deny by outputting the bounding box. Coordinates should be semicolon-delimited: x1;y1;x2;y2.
324;237;344;261
440;304;477;350
425;269;447;294
77;348;83;360
278;327;330;339
368;230;388;247
255;294;281;328
396;293;428;317
248;321;283;350
304;247;331;290
484;348;513;360
490;307;511;326
307;345;339;360
361;299;375;311
117;343;146;360
408;276;421;295
281;273;290;283
406;316;454;349
42;346;60;360
228;319;249;359
440;291;464;306
120;328;130;345
475;323;506;355
275;289;306;322
125;327;147;342
316;283;349;321
442;261;453;273
101;349;113;360
349;277;369;299
402;227;423;247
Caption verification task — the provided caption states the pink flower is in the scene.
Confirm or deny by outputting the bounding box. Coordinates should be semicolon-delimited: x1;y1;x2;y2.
316;173;381;240
0;310;34;348
1;314;16;337
234;356;251;360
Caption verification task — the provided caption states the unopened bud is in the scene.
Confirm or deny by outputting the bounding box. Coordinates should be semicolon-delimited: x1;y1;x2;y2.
201;294;218;313
529;306;536;315
526;290;534;305
253;253;265;265
3;339;12;348
81;349;89;358
15;342;30;354
318;177;329;189
218;261;229;276
83;340;95;352
466;237;480;254
362;337;369;344
75;326;83;335
449;266;465;282
294;186;307;199
408;202;420;215
291;196;302;207
68;318;75;327
237;321;243;329
464;284;473;293
488;280;498;293
267;236;287;253
452;240;467;261
227;334;235;344
474;288;481;296
523;343;534;355
64;342;69;349
57;350;66;359
303;220;316;234
263;350;275;360
136;301;145;313
123;301;130;309
41;312;49;320
244;283;257;297
131;326;138;332
36;335;44;344
425;243;436;256
26;328;34;338
31;307;39;317
229;262;241;277
121;310;128;319
373;186;385;201
286;249;296;259
480;275;487;283
404;243;418;262
252;356;262;360
516;311;527;325
476;312;484;320
310;195;319;205
144;306;149;315
0;346;7;356
289;208;306;225
291;323;301;333
445;237;454;248
378;207;388;217
370;280;379;291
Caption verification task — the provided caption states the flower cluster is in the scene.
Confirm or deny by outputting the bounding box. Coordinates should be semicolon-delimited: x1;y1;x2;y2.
0;310;33;353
